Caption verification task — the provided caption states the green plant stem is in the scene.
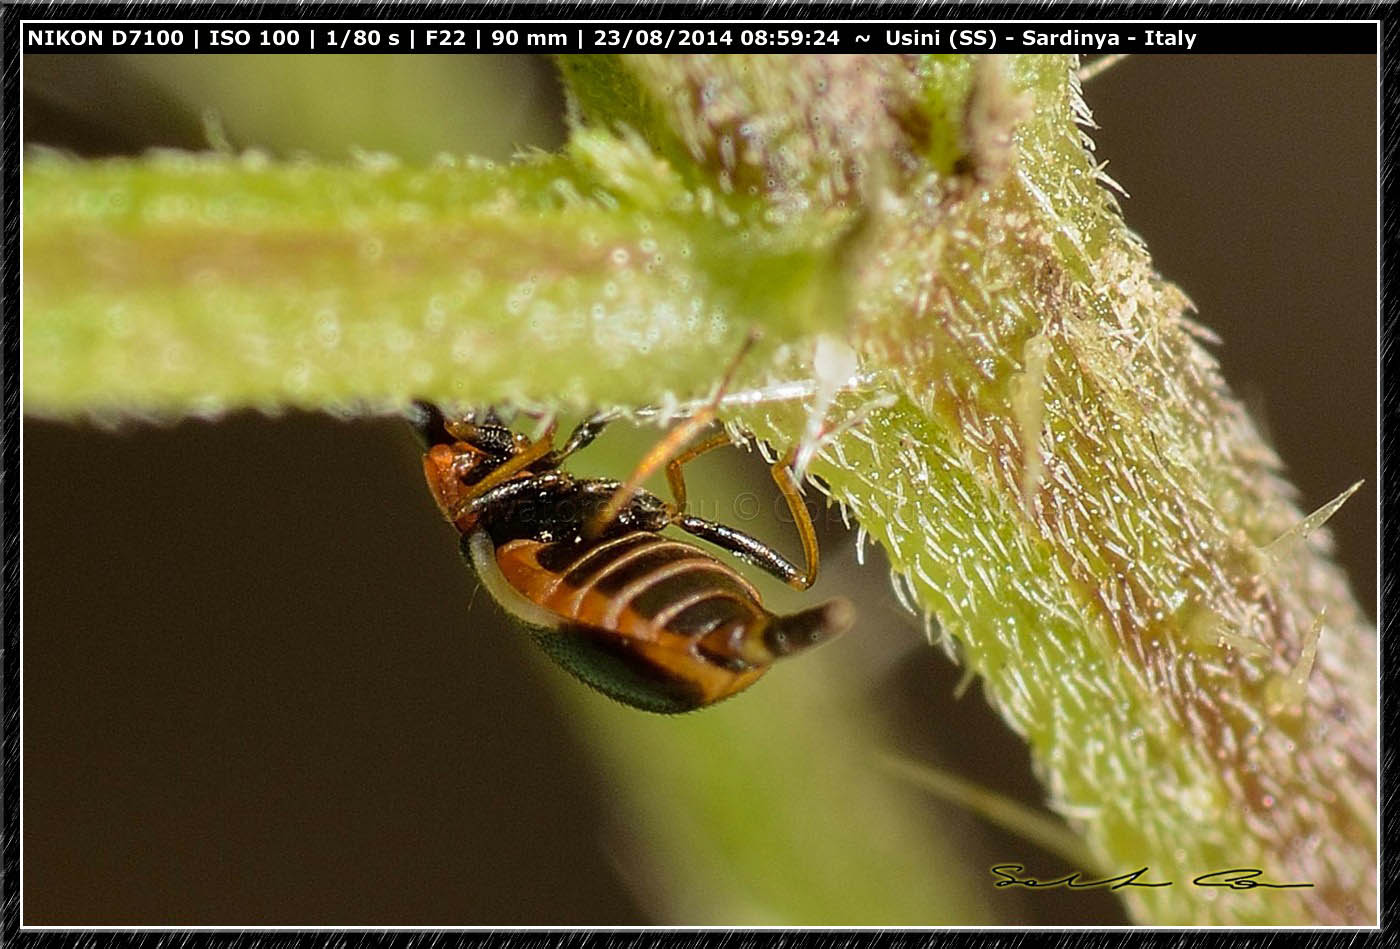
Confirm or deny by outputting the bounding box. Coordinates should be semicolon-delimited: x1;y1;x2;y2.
24;137;848;416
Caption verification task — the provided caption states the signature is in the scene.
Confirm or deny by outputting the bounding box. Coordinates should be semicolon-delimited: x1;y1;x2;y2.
991;864;1314;891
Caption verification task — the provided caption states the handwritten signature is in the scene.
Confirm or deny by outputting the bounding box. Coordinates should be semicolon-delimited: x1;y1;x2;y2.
991;864;1314;891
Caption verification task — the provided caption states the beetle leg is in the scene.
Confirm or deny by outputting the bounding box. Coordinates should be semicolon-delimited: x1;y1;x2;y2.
587;332;758;537
544;413;614;466
440;411;534;457
446;423;558;520
585;407;718;538
668;445;820;590
450;471;570;522
664;432;733;513
673;514;805;587
442;416;483;442
767;446;821;590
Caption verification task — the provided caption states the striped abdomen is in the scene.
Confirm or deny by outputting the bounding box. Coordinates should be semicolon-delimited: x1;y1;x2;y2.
483;530;854;713
501;532;766;642
494;531;771;710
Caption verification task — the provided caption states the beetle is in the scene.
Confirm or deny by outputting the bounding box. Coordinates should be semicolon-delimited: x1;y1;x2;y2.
414;394;855;714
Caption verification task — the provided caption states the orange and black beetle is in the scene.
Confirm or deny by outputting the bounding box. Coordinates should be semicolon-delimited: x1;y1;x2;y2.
413;403;854;714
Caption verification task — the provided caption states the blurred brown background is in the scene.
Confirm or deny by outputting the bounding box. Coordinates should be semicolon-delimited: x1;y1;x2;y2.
21;54;1375;925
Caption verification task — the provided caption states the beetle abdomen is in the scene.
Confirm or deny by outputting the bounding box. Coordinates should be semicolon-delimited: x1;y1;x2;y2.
498;531;769;642
483;532;770;712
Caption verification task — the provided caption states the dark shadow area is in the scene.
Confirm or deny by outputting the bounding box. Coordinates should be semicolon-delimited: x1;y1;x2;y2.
23;414;645;923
